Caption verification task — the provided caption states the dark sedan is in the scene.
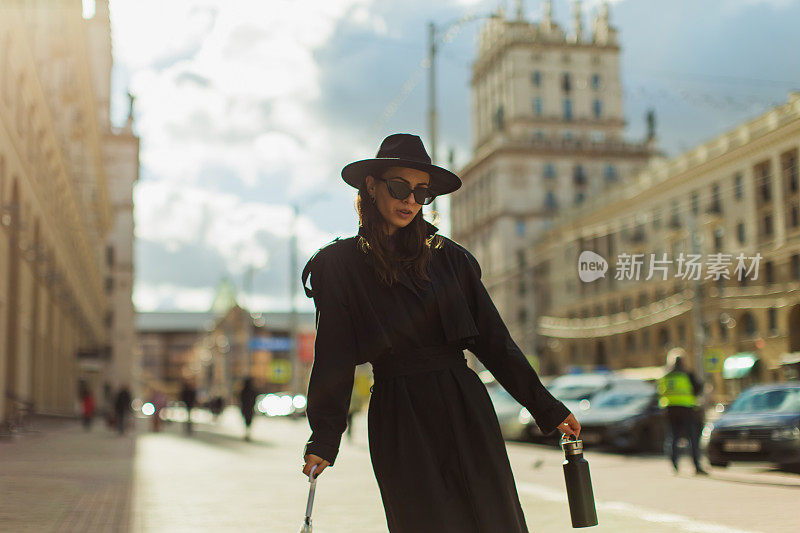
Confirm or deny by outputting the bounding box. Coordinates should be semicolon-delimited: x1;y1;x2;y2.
573;380;666;453
705;383;800;471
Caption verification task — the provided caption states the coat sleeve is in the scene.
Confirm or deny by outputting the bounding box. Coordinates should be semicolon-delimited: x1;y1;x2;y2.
301;250;357;467
457;245;571;436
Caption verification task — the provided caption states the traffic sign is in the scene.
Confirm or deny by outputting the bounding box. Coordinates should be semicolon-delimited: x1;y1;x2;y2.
269;359;292;383
703;349;724;373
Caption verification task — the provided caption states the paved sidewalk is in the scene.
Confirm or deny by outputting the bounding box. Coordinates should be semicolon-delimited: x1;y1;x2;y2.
0;416;135;532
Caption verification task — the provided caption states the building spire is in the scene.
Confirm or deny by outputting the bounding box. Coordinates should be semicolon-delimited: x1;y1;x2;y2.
572;1;583;42
542;0;553;31
515;0;524;21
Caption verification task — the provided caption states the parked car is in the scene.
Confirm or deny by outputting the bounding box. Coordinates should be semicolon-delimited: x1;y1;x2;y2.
527;372;617;442
573;379;666;453
485;381;531;441
704;383;800;471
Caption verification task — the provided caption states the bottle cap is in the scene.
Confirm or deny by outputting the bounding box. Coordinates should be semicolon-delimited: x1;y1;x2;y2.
560;434;583;456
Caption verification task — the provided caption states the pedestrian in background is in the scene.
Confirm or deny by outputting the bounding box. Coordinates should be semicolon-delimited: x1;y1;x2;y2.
150;388;167;432
180;380;197;435
239;377;258;441
114;385;132;436
78;381;95;431
300;134;580;532
657;347;708;475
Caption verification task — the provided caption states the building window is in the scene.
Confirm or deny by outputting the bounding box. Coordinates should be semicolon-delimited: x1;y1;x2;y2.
519;280;526;296
545;191;558;210
563;99;573;120
764;261;774;283
591;74;601;90
792;254;800;279
105;276;113;294
637;292;648;307
713;227;724;252
678;323;686;344
759;164;772;201
574;192;585;205
709;183;722;213
691;191;699;215
768;308;778;333
626;335;636;354
741;312;758;337
562;72;571;92
106;245;114;267
494;105;505;131
516;219;525;236
641;329;650;350
764;214;773;237
544;163;556;179
573;165;586;186
603;164;617;182
734;172;743;200
791;204;799;227
785;152;798;192
653;207;662;229
532;70;542;86
592;99;602;118
533;97;543;116
658;328;670;348
737;222;746;244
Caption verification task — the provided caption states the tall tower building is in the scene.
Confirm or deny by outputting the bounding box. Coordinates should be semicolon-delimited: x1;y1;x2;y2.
453;1;656;365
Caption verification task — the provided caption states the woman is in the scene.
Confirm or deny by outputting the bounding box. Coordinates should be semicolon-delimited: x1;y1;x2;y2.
300;134;580;532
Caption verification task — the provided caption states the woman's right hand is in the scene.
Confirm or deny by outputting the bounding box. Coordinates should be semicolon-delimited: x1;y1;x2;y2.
303;454;331;479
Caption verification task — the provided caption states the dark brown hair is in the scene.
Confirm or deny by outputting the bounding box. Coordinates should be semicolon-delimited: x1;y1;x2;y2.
355;168;444;289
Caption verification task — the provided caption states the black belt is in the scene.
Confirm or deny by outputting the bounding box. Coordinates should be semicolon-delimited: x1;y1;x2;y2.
370;345;467;391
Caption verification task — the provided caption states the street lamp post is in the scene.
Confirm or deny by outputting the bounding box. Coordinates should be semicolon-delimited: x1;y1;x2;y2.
427;11;500;216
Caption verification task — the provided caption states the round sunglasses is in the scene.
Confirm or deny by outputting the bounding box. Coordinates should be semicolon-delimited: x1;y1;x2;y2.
378;177;435;205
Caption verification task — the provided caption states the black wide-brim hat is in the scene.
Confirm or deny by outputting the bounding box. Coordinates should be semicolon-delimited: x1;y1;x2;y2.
341;133;462;196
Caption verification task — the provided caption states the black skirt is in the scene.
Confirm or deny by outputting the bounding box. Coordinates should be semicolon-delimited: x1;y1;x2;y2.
367;345;529;533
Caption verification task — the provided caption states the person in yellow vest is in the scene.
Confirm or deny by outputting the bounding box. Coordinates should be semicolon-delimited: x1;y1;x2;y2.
657;348;708;475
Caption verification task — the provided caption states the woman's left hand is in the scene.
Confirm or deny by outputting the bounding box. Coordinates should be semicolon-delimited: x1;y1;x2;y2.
557;412;581;438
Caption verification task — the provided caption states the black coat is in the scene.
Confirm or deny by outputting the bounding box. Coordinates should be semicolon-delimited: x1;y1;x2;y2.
301;220;569;466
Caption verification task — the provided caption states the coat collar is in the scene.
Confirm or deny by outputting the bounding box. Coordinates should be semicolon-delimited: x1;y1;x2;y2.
356;219;439;239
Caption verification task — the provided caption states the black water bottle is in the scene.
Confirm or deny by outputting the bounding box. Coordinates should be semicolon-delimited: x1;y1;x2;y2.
561;435;598;528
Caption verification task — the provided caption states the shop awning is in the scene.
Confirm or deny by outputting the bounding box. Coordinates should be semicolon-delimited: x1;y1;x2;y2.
722;352;758;379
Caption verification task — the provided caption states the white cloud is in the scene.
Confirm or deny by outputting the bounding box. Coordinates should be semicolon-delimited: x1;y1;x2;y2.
110;0;383;310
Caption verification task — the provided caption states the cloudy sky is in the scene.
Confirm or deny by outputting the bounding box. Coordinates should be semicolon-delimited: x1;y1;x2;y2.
101;0;800;314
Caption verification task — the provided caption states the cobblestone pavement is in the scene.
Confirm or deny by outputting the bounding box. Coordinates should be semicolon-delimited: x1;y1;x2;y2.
2;408;797;532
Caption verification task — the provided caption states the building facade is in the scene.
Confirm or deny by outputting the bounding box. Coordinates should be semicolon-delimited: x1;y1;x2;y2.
534;93;800;397
0;1;138;429
453;1;656;365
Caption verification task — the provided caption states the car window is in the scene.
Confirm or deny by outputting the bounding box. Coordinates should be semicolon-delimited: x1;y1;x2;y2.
550;385;603;401
727;388;800;413
592;391;652;409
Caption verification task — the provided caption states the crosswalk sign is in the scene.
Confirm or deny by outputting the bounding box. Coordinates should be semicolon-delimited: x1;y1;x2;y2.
703;349;724;373
269;360;292;383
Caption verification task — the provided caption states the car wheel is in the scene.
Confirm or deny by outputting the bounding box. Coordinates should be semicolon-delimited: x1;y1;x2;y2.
710;460;729;468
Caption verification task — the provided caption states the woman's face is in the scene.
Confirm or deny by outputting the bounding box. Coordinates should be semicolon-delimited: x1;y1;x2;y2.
365;166;431;235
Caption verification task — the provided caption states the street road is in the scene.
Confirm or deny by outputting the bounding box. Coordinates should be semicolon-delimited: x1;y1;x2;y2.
130;407;799;532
